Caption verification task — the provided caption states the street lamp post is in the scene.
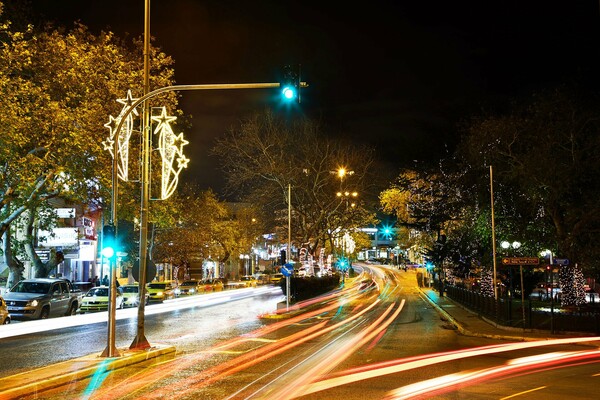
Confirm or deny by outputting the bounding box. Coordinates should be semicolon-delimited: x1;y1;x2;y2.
332;167;356;276
541;249;554;333
490;165;498;301
501;241;525;328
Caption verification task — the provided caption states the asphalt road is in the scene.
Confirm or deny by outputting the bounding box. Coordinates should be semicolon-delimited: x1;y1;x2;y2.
0;286;283;376
2;268;600;399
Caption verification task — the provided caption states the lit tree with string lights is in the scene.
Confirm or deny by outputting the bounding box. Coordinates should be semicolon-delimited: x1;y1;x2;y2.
480;266;494;297
559;264;586;306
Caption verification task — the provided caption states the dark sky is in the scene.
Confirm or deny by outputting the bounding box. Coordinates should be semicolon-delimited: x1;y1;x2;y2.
27;1;600;195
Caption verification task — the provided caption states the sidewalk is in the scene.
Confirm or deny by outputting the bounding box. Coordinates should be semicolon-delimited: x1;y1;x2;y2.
420;287;593;341
0;344;176;400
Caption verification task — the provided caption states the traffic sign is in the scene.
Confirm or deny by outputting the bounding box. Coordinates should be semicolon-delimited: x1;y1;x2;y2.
501;257;539;265
281;263;294;277
554;258;569;265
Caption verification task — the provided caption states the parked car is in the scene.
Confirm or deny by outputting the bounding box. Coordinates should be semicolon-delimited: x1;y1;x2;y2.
79;286;124;313
120;284;149;307
3;278;81;320
175;280;200;296
200;279;225;292
0;295;10;324
240;275;258;287
146;281;176;302
270;273;284;284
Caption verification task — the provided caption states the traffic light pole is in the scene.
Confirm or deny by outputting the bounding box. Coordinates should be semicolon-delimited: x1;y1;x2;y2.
107;81;305;355
101;256;119;357
287;184;291;309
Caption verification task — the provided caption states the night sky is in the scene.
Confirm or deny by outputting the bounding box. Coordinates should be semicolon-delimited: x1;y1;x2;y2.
27;1;600;194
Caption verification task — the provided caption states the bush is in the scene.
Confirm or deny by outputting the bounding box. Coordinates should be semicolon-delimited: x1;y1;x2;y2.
279;274;341;301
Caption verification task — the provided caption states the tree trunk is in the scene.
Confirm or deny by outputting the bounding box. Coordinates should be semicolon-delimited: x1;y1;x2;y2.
3;229;24;289
23;206;63;278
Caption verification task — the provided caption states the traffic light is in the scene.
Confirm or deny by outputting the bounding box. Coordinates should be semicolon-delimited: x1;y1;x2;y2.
337;258;348;271
102;224;116;259
280;249;287;265
281;65;300;103
380;224;393;240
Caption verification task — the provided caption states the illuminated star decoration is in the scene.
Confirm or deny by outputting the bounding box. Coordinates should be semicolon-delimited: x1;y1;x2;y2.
152;107;189;199
103;90;140;181
380;224;394;240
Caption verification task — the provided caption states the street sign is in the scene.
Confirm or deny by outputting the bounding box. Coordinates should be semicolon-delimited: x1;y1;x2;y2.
501;257;539;265
554;258;569;266
281;263;294;277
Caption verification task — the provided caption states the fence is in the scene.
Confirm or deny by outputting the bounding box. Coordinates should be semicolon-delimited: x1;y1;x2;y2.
445;285;600;334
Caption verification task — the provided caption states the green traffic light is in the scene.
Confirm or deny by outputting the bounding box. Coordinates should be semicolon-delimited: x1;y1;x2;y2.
282;85;297;100
102;224;117;259
101;246;115;259
281;64;301;103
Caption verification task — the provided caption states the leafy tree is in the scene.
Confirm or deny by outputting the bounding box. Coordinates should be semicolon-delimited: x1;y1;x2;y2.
151;188;225;271
0;8;178;286
457;85;600;279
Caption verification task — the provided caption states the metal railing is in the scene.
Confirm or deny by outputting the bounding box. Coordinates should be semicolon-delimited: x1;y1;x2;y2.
445;285;600;334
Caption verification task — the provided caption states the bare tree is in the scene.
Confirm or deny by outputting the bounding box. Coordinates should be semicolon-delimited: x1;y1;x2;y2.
213;110;379;259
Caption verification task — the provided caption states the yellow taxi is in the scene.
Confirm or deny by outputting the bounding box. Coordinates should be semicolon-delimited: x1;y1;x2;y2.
240;275;258;288
146;281;176;303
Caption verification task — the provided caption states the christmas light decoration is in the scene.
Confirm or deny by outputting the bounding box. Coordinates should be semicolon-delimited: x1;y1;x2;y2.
480;266;494;297
104;92;189;200
151;107;189;199
559;264;586;306
103;90;140;181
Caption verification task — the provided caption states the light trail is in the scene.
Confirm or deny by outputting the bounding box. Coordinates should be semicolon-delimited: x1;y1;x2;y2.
299;336;600;397
266;300;406;400
87;291;381;399
0;286;281;339
384;349;600;399
136;299;385;399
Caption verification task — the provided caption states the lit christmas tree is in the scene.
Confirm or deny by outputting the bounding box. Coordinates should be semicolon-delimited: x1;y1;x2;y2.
480;266;494;297
559;264;586;306
572;265;586;306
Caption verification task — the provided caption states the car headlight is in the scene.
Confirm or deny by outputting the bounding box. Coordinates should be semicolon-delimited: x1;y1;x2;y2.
157;291;163;296
190;288;195;294
174;288;180;295
27;299;39;307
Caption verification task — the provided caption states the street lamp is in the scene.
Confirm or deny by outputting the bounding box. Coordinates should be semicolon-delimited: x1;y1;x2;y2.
501;241;521;252
336;167;354;181
336;190;358;207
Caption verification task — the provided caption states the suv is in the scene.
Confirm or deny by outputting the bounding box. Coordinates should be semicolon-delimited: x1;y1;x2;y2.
146;281;176;302
3;278;80;320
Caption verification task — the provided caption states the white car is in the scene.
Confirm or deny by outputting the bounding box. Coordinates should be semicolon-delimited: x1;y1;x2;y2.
120;284;149;307
79;286;123;313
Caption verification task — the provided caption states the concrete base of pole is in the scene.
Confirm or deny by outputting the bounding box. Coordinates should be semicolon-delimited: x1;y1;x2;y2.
130;334;151;350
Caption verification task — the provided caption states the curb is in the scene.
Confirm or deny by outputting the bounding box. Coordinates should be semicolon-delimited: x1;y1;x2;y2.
0;345;176;400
